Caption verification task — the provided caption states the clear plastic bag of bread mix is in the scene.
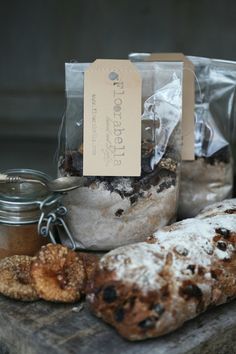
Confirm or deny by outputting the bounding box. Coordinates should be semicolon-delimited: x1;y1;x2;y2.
178;56;234;218
129;53;234;219
58;61;183;250
202;57;236;196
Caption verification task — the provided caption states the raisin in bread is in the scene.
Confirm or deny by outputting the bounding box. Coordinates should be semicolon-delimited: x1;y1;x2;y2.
87;199;236;341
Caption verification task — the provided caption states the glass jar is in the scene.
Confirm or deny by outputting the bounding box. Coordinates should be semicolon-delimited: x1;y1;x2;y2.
0;169;75;259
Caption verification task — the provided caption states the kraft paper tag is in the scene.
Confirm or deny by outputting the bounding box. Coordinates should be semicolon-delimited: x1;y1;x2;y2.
83;60;141;176
146;53;195;161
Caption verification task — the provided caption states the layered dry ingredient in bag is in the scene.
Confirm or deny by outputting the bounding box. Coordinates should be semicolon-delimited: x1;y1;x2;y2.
179;56;233;218
58;61;183;250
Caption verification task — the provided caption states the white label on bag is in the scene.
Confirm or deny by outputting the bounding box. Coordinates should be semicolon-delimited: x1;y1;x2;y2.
83;60;141;176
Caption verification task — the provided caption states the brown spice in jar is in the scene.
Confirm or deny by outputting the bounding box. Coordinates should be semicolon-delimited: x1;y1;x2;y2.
0;224;48;259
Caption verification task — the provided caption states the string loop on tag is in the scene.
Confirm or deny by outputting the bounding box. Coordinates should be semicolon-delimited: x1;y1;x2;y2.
55;109;66;164
183;67;203;105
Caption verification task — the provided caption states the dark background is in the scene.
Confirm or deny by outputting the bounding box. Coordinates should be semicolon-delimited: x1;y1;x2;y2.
1;0;236;177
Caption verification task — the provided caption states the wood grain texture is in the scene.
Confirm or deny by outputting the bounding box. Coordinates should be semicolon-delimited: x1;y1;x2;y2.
0;295;235;354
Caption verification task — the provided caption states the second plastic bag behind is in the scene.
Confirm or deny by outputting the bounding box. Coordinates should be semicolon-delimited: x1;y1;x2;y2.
179;56;233;218
129;53;234;219
58;61;183;250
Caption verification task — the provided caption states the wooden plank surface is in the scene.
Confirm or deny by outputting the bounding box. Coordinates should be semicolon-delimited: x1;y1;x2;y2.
0;295;236;354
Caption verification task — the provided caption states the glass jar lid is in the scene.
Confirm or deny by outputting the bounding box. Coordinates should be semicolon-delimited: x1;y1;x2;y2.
0;169;61;225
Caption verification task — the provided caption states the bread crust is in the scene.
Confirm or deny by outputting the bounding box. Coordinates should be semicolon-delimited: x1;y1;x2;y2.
87;199;236;340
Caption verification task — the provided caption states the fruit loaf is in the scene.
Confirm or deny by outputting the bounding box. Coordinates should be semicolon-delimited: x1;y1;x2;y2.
87;199;236;340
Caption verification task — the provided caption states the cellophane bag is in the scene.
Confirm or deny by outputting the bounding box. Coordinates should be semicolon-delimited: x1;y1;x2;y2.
197;57;236;196
130;53;234;219
179;56;234;218
58;61;183;250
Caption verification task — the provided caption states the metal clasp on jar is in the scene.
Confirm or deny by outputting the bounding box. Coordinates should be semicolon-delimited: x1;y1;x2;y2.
37;196;77;250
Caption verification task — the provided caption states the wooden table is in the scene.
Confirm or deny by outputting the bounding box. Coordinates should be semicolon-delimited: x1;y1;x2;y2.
0;295;235;354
